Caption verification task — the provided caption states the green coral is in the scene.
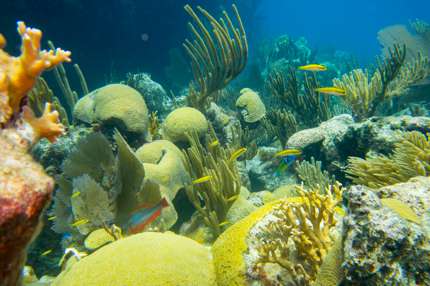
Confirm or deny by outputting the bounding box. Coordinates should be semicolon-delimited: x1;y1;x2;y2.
346;131;430;188
296;157;335;191
182;128;241;237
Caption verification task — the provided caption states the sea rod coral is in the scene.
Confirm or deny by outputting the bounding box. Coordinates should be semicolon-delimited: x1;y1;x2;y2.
0;21;70;286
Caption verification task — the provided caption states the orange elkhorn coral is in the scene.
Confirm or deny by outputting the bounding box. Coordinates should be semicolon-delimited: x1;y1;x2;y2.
0;21;71;142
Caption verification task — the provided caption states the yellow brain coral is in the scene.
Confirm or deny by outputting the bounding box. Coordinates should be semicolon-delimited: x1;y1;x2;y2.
53;232;216;286
73;84;149;136
136;140;190;200
161;107;208;143
235;88;266;123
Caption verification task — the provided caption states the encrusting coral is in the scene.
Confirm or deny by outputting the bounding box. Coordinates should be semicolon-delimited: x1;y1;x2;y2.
346;131;430;188
183;4;248;111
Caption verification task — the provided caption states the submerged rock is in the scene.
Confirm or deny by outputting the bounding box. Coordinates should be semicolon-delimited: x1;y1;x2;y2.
342;177;430;285
286;114;430;173
124;73;172;117
0;130;54;286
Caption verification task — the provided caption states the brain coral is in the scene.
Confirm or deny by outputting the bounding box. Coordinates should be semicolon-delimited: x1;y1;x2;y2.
235;88;266;123
136;140;190;200
52;232;216;286
161;107;208;143
212;201;279;286
73;84;149;137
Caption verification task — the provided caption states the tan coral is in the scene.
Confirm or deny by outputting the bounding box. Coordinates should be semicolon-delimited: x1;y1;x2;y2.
235;88;266;123
0;22;71;125
136;140;190;200
161;107;208;143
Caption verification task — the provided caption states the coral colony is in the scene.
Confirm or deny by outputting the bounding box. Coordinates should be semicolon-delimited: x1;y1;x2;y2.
1;4;430;286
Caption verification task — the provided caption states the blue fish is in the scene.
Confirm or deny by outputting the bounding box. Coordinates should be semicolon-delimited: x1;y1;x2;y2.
127;198;169;234
275;155;298;176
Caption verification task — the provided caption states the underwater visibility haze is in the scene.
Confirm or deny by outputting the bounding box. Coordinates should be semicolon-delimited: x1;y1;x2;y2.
0;0;430;285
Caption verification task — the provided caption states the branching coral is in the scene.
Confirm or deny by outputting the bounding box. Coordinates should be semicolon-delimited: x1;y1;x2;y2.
346;131;430;188
333;44;412;120
255;183;343;285
264;109;298;147
296;157;335;191
28;77;69;126
48;41;88;114
0;22;70;127
183;4;248;111
182;128;241;237
267;68;331;128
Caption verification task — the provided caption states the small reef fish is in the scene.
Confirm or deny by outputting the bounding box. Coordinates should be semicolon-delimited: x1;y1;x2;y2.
71;218;89;227
71;191;81;198
229;147;247;161
218;221;230;227
275;154;298;176
47;216;56;221
127;197;169;234
381;198;420;224
315;87;346;96
275;149;302;157
298;64;327;72
227;195;239;202
41;249;53;256
209;140;219;148
192;175;212;185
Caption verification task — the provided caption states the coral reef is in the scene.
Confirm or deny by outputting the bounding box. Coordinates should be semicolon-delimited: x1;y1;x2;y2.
0;22;70;286
73;84;149;141
52;232;216;286
124;72;171;117
212;183;343;286
235;88;266;123
0;133;55;286
182;128;241;237
346;131;430;188
183;4;248;111
161;106;208;143
342;178;430;285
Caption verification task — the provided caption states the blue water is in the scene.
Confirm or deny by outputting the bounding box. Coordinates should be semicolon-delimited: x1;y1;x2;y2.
258;0;430;63
1;0;428;89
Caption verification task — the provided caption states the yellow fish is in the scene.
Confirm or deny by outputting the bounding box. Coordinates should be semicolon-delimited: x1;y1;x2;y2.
71;191;81;198
209;140;219;148
315;87;346;96
47;216;56;221
298;64;327;72
275;149;302;157
229;147;247;161
381;198;420;224
219;221;230;227
192;175;212;185
227;195;239;202
71;218;89;227
41;249;53;256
